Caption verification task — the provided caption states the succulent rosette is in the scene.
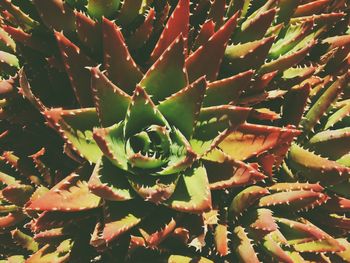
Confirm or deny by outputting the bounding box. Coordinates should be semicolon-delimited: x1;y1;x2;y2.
0;0;350;262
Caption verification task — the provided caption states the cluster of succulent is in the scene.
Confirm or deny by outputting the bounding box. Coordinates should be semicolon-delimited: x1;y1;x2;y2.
0;0;350;262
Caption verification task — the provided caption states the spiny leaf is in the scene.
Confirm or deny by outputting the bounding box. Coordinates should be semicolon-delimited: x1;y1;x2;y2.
26;165;101;212
32;0;75;32
223;36;275;74
204;151;266;189
90;66;131;127
288;144;350;185
233;8;277;43
214;223;230;256
229;186;269;217
88;157;135;201
150;0;189;62
204;70;254;107
233;226;260;263
139;35;188;103
308;127;350;160
75;11;102;52
128;8;155;50
158;77;206;139
218;123;300;161
102;17;143;94
185;12;239;82
125;86;168;137
0;0;38;31
87;0;120;19
168;255;213;263
117;0;142;26
44;108;102;163
301;72;350;132
259;40;315;74
192;20;215;51
90;200;151;247
165;164;212;213
282;82;311;126
294;0;331;17
191;105;251;155
11;229;38;253
55;31;94;107
26;239;73;263
258;190;328;211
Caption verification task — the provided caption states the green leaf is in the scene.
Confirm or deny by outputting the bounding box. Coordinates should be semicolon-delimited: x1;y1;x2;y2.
87;0;120;19
229;186;269;217
288;144;350;185
223;36;275;74
26;239;73;263
233;8;277;43
165;164;211;213
88;157;135;201
125;86;169;138
127;172;179;203
11;229;38;253
301;72;350;133
139;35;188;103
308;127;350;160
204;70;254;107
44;108;102;163
191;105;251;155
90;66;131;127
158;77;207;139
93;122;128;170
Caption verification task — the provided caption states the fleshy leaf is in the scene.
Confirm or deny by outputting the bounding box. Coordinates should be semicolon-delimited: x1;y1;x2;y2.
87;0;120;19
301;72;350;133
233;226;260;263
88;157;135;201
218;123;300;161
233;8;277;43
229;186;269;217
102;17;143;94
90;200;151;247
26;165;101;212
75;11;102;52
204;151;266;189
26;239;73;263
33;0;75;32
165;164;212;213
150;0;189;62
223;36;275;74
90;66;131;127
214;223;230;256
204;70;254;107
44;108;102;163
185;12;239;82
139;35;188;103
55;31;94;107
288;144;350;185
158;77;206;139
125;86;168;137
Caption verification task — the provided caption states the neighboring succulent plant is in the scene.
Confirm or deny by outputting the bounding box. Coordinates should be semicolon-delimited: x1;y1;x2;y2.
0;0;349;262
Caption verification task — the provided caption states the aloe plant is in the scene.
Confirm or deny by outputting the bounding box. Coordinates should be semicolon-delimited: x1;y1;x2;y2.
0;0;349;262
